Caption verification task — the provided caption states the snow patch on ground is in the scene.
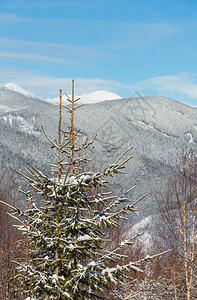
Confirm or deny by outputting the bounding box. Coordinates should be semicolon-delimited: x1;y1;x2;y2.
127;216;152;247
132;215;152;232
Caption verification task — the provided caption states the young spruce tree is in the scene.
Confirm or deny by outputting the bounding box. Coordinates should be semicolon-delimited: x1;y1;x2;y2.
1;81;167;299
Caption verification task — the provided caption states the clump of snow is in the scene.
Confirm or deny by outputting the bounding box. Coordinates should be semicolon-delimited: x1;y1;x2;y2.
3;83;40;99
51;274;58;283
45;90;122;105
77;235;93;241
88;260;96;267
186;132;194;143
67;176;78;185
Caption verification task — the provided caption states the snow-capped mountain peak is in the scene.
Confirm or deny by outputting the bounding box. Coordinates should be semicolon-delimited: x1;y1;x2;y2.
45;90;122;105
80;90;122;104
3;83;40;99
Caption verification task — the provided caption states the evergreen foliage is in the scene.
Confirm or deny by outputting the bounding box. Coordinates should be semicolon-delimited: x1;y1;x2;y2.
1;81;167;299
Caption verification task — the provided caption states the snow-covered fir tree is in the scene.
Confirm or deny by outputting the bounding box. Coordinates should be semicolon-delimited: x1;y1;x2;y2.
1;81;168;299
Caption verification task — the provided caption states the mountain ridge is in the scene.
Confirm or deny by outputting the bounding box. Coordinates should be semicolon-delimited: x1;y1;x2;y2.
45;90;122;105
0;86;196;243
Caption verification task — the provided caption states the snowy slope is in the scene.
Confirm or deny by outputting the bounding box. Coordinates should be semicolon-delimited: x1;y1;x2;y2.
45;90;122;105
0;89;196;241
0;83;48;112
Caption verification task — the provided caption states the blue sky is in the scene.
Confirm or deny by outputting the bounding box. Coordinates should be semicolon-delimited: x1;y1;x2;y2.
0;0;197;105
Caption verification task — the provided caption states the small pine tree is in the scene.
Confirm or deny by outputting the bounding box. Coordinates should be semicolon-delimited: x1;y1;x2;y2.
1;81;168;299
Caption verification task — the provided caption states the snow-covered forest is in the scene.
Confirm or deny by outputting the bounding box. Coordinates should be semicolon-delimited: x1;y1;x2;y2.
0;82;197;299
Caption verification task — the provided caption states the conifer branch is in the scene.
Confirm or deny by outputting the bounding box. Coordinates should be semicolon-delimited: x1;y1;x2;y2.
114;147;134;164
61;130;80;149
25;181;42;193
27;162;45;178
13;168;35;183
0;200;16;210
41;125;58;149
26;167;44;185
63;167;70;185
117;155;133;169
129;192;150;208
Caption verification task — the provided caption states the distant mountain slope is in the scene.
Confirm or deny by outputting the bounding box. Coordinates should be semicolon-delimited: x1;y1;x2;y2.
0;87;196;242
0;84;47;112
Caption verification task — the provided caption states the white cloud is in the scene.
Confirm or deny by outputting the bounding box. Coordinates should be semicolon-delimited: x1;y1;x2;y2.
133;73;197;102
0;38;108;59
0;51;90;67
0;11;179;51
